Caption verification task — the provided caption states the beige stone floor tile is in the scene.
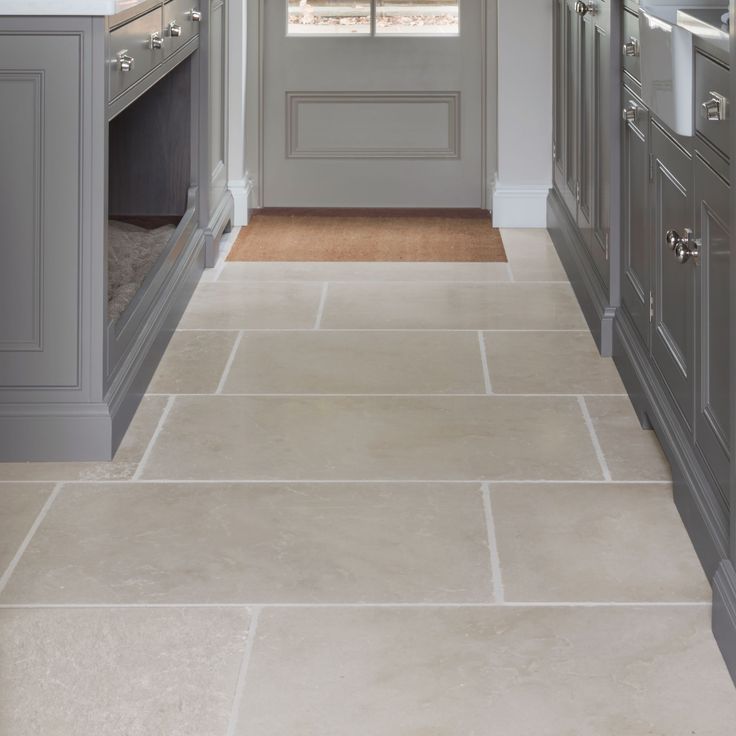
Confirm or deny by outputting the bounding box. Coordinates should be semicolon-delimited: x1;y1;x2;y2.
140;395;602;481
217;261;512;282
585;396;672;481
235;606;736;736
320;282;586;330
223;331;486;394
0;484;54;575
0;396;168;482
0;483;493;604
492;483;710;602
148;330;237;394
179;281;323;329
0;607;249;736
501;228;569;282
484;330;626;394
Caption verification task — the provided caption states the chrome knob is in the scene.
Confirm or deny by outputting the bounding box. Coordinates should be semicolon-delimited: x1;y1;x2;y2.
117;51;134;72
575;1;594;16
623;38;640;57
168;20;183;37
665;229;680;250
150;32;164;50
622;104;639;123
189;9;202;21
702;91;728;122
675;241;700;264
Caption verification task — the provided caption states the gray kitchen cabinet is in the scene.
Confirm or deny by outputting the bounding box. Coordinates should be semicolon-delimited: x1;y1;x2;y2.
0;2;231;461
650;122;695;428
694;155;731;506
620;84;650;347
549;0;618;355
578;0;611;288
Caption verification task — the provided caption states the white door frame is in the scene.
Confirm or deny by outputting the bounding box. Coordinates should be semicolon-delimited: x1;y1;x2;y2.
227;0;498;222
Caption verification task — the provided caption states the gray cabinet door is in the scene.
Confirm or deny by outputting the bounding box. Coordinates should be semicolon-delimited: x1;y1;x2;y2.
208;0;228;213
0;33;82;390
621;88;650;347
694;156;730;504
559;0;579;216
651;122;695;427
577;0;610;286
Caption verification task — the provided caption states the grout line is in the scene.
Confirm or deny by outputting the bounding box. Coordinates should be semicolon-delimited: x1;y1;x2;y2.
141;392;628;399
216;331;245;395
173;328;590;333
477;332;493;395
0;482;65;597
313;282;329;329
481;483;505;603
0;479;672;486
577;396;613;482
225;607;261;736
0;601;710;610
131;396;176;482
210;279;569;285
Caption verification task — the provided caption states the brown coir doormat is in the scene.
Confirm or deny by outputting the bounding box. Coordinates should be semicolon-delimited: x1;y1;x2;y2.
227;209;507;262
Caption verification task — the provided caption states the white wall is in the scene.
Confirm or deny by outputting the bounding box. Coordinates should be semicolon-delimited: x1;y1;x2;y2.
492;0;553;227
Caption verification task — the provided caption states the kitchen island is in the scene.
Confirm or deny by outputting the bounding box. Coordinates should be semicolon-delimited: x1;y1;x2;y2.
0;0;232;461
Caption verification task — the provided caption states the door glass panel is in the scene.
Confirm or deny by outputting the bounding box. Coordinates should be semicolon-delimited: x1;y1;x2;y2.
376;1;459;35
288;1;371;35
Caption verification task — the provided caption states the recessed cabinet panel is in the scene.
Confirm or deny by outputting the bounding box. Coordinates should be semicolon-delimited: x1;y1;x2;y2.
621;89;650;347
651;123;694;428
623;7;640;83
694;156;730;504
562;0;578;216
0;34;82;390
209;0;227;212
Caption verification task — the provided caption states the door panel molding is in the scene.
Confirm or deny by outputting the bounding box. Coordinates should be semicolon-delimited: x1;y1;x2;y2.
286;91;461;159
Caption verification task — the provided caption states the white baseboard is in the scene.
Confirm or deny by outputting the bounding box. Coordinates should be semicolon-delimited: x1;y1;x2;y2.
491;182;550;228
228;176;254;227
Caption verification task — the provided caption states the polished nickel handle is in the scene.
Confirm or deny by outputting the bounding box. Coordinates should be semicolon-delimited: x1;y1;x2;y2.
675;241;700;264
665;229;681;250
623;38;640;57
117;51;134;72
168;20;183;37
575;1;594;16
150;32;164;50
622;103;639;123
189;9;202;21
702;91;728;122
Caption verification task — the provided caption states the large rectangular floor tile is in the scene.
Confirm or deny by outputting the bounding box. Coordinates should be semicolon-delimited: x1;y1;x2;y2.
492;483;710;602
0;396;168;482
223;331;486;394
148;330;238;394
140;395;602;481
235;606;736;736
0;484;54;575
0;607;250;736
584;396;672;481
179;281;324;329
501;228;569;282
217;261;511;282
320;282;586;330
0;483;493;604
484;330;626;394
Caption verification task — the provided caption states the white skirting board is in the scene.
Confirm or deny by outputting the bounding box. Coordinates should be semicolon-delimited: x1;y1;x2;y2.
228;177;254;227
491;182;551;228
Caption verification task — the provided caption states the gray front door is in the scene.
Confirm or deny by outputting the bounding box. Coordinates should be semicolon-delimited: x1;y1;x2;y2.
262;0;485;207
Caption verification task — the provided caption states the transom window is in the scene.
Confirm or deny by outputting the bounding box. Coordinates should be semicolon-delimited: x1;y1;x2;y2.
287;1;460;37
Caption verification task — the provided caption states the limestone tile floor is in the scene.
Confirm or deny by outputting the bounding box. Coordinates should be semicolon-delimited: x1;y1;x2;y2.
1;227;735;734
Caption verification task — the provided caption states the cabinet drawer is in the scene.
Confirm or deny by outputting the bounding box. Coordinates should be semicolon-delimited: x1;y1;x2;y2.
623;8;640;83
109;7;165;101
695;51;730;158
164;0;202;57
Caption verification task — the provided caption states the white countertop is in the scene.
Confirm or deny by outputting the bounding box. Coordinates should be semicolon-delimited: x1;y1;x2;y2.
0;0;149;15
